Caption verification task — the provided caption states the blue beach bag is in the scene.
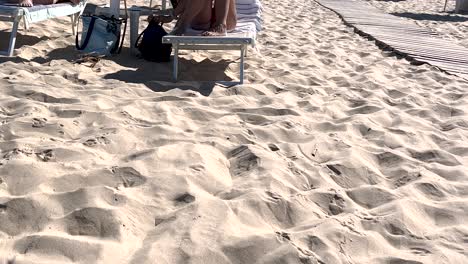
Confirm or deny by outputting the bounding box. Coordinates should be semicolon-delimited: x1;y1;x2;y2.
76;15;126;56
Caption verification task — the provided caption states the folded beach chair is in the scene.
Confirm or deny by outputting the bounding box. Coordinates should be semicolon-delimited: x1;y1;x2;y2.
162;0;263;84
0;0;87;56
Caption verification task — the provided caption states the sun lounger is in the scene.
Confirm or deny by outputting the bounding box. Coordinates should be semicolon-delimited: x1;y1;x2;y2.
162;0;263;84
0;0;87;56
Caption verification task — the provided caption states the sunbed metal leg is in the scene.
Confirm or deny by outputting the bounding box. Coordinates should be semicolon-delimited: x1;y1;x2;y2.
129;10;141;55
7;16;21;57
173;43;179;81
70;14;76;36
239;45;245;84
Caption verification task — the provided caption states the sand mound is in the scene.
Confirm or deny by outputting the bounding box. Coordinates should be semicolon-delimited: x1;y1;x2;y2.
0;0;467;263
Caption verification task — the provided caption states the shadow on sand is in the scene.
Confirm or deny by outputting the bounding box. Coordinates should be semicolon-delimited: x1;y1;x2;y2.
0;44;237;96
0;31;49;51
390;12;468;22
103;48;236;96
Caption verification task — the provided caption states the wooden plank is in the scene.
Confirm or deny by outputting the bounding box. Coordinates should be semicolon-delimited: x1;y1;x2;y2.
361;27;437;36
382;43;468;62
315;0;468;77
381;40;468;57
366;32;463;46
360;27;443;36
361;34;468;56
377;39;468;55
356;25;436;33
407;55;468;68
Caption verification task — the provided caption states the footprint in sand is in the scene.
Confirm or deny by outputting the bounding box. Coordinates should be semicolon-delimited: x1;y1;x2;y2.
275;231;291;242
228;146;260;177
111;167;146;188
53;109;83;118
268;144;280;152
36;149;54;162
124;149;155;161
385;221;409;236
175;193;196;204
376;152;405;168
64;207;120;239
14;235;101;262
409;149;460;166
0;198;48;236
347;186;395;209
329;194;346;215
24;91;79;104
392;170;422;188
416;182;446;200
383;257;423;264
83;136;110;147
410;247;431;256
32;118;47;128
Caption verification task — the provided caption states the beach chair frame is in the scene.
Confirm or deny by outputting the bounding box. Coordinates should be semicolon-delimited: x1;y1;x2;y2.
136;0;261;84
0;1;87;57
162;34;255;84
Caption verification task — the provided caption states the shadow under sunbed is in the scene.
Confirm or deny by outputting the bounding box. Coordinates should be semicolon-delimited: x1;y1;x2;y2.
390;12;468;22
104;50;235;96
0;44;234;96
0;31;48;51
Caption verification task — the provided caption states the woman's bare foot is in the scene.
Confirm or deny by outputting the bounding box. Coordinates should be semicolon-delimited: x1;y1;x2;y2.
19;0;33;6
202;24;227;36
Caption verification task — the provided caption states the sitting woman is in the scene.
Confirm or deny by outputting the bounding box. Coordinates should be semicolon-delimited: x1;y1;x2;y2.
14;0;79;7
152;0;237;36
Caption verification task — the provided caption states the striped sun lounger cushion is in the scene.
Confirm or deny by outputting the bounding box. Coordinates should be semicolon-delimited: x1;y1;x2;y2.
236;0;263;31
0;0;86;24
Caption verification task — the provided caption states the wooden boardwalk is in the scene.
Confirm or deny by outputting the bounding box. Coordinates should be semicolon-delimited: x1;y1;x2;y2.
316;0;468;80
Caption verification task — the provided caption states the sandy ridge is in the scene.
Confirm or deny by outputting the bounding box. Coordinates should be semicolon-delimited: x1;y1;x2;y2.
0;0;467;263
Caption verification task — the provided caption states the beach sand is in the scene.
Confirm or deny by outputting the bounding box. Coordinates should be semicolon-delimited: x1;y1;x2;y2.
0;0;467;263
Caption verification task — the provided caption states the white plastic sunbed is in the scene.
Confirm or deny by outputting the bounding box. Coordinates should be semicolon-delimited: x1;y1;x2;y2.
162;0;263;84
0;0;87;56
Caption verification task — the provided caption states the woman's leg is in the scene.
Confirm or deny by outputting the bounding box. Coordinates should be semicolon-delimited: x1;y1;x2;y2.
225;0;237;30
171;0;212;35
203;0;236;36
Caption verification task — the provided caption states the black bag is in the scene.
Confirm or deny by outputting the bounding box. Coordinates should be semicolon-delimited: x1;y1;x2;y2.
135;21;172;62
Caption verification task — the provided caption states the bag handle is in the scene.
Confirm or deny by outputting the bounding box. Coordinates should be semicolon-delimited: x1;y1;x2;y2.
134;27;145;49
114;0;128;54
75;16;97;50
